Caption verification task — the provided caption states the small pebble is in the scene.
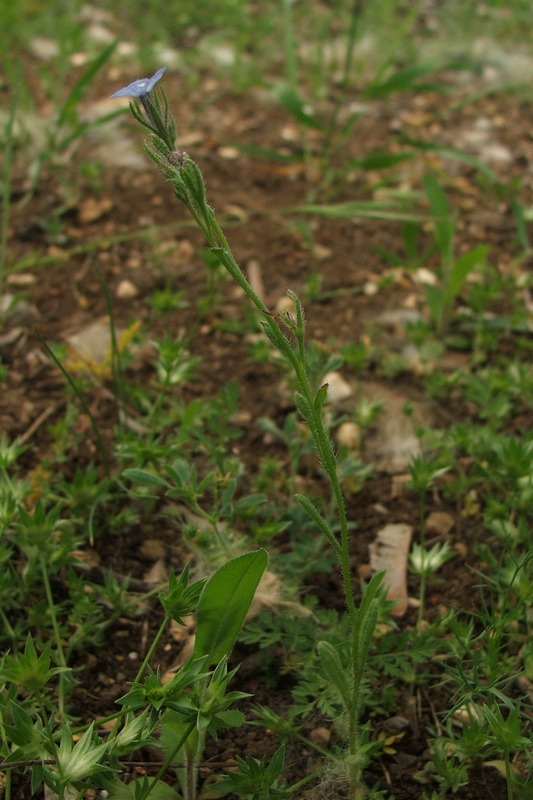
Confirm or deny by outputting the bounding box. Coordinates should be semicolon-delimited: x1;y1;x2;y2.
116;279;138;299
308;726;331;745
336;421;361;449
323;371;353;405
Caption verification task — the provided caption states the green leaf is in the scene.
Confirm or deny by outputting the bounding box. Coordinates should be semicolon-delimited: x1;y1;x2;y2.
224;142;301;163
353;572;385;671
274;84;324;130
234;493;268;511
294;201;426;222
424;284;446;328
400;136;499;181
123;468;168;488
3;701;43;750
102;776;181;800
365;62;452;98
349;151;414;170
294;391;314;423
294;494;340;554
423;173;454;263
446;244;488;303
317;641;351;711
194;550;268;664
314;384;329;413
215;708;246;728
57;41;118;131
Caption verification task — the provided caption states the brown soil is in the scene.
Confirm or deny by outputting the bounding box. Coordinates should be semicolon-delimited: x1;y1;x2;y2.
2;57;532;799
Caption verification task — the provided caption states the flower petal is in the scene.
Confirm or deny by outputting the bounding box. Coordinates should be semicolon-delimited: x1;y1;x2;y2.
110;66;167;98
144;66;167;92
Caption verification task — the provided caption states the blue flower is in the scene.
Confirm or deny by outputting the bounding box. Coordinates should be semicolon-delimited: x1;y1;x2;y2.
110;66;166;99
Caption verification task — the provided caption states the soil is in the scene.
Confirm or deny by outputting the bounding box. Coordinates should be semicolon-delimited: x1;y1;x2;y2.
2;53;532;799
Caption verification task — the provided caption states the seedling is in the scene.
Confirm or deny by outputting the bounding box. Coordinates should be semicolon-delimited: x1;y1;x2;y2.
409;541;455;630
422;173;490;336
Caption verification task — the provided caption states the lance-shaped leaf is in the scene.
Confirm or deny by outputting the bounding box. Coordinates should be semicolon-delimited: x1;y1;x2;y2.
194;550;268;664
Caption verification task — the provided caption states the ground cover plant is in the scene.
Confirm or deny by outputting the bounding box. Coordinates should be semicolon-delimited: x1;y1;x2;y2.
1;1;533;799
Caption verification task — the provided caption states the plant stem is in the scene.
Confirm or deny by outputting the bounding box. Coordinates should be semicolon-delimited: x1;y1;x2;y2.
133;614;171;685
417;573;427;632
342;0;365;88
141;94;384;798
39;554;68;715
0;101;15;296
281;0;298;91
141;721;197;800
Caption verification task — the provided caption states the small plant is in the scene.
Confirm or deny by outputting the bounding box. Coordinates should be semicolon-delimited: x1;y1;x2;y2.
0;553;268;800
409;540;455;630
110;64;385;799
407;453;450;544
421;173;490;336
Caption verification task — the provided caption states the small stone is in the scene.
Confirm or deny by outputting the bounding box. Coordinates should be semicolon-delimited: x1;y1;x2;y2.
6;273;36;287
415;267;437;286
312;243;332;260
363;281;378;296
139;539;166;560
86;23;115;45
0;327;24;353
308;726;331;746
336;421;361;449
375;308;423;330
426;511;455;536
218;146;239;160
116;279;138;299
369;523;413;617
67;319;113;364
275;295;295;314
116;41;137;58
209;44;235;67
391;474;411;497
384;716;410;732
480;143;512;164
29;36;59;60
78;196;114;224
247;259;265;302
323;371;353;405
0;295;39;327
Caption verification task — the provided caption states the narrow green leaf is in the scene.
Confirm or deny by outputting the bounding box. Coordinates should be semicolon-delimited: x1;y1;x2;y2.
123;468;167;488
275;84;324;130
294;391;314;423
225;142;302;163
104;776;180;800
57;41;118;129
423;173;454;263
353;572;384;664
349;151;414;170
403;136;499;181
511;197;531;252
365;63;451;98
317;641;351;711
295;494;340;554
234;493;267;511
314;383;329;413
294;202;426;222
194;550;268;664
446;244;488;302
424;284;445;328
